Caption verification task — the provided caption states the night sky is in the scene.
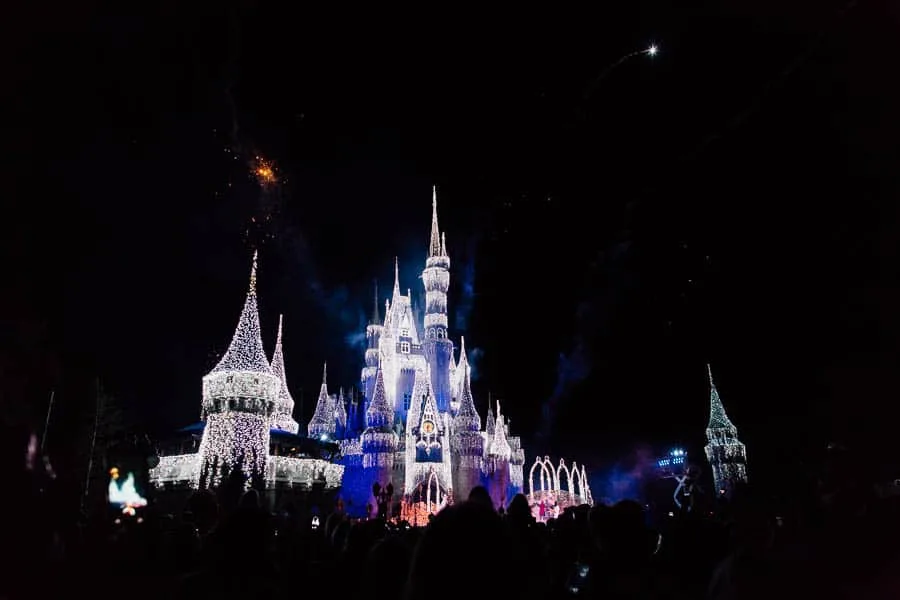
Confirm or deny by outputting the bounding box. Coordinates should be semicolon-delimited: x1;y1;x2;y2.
7;1;900;486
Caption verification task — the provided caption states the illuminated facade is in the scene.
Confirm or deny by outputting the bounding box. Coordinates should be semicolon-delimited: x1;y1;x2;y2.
526;456;593;522
703;364;748;496
327;188;526;516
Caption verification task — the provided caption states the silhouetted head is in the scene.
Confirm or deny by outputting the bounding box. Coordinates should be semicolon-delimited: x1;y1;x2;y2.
239;489;260;510
406;501;513;600
467;485;493;510
507;493;531;523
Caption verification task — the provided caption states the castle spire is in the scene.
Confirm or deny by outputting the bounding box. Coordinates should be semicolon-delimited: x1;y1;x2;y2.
366;361;394;430
707;363;735;431
270;314;299;433
370;280;380;325
209;250;272;374
429;185;443;257
454;361;481;432
485;399;496;436
307;362;335;438
393;256;401;298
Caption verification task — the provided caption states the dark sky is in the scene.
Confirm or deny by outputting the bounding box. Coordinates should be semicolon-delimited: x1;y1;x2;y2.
6;1;900;482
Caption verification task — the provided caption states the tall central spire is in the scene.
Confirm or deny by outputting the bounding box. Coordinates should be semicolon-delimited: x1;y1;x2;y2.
429;185;443;257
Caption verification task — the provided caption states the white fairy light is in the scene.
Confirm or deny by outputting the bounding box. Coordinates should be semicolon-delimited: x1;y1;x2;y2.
270;314;300;434
308;363;337;438
704;364;748;495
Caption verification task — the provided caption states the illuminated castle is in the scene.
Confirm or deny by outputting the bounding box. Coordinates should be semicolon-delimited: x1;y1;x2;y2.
704;364;748;496
314;188;526;516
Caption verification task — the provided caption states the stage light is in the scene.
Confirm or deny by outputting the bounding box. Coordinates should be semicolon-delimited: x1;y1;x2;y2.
648;45;658;56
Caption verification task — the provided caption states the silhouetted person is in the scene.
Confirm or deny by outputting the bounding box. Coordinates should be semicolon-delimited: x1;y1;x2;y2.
467;485;494;510
364;535;411;598
406;501;518;600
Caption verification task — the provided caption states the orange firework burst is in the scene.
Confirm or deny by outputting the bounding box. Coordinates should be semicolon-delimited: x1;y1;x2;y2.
253;156;277;186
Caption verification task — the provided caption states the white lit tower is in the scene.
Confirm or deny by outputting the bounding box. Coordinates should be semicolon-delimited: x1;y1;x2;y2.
362;362;398;489
485;400;512;509
704;364;748;496
198;251;279;487
362;282;383;404
308;364;336;440
452;360;483;500
270;314;299;434
422;187;453;413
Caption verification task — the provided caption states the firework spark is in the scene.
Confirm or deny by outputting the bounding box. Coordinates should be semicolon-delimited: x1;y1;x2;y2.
253;156;277;186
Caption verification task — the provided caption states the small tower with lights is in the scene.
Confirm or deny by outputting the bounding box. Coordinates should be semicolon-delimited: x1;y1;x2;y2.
362;363;398;489
308;364;336;440
451;361;483;500
704;364;748;496
270;314;299;434
198;251;279;487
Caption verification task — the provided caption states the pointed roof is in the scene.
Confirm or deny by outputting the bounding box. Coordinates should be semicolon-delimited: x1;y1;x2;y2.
707;364;736;431
489;401;512;459
454;361;481;432
417;374;440;432
209;250;273;375
308;363;335;437
270;315;297;416
393;256;401;299
457;336;470;381
334;388;347;426
408;367;429;427
429;186;443;257
485;401;496;436
366;362;394;430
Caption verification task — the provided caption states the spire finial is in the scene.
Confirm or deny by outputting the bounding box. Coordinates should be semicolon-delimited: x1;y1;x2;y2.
277;313;284;343
441;231;447;256
322;362;327;385
249;250;259;296
707;363;715;386
393;257;401;296
429;186;442;257
371;280;380;324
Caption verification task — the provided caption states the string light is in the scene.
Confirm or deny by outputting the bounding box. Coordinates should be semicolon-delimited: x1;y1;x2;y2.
270;314;300;434
704;364;748;495
527;456;593;519
308;364;336;438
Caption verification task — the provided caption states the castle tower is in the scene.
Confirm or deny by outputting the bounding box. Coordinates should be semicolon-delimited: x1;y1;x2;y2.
270;314;300;434
334;388;348;439
362;363;398;489
452;360;483;500
703;364;748;496
308;364;336;440
485;400;512;509
361;281;383;403
198;251;279;487
421;187;453;413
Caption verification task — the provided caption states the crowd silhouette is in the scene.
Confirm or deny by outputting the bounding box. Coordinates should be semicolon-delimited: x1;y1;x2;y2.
5;426;900;600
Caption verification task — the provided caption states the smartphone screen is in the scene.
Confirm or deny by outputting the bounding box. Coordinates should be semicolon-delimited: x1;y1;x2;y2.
108;466;147;516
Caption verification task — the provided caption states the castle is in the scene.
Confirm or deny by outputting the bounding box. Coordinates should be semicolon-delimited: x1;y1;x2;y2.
306;188;526;516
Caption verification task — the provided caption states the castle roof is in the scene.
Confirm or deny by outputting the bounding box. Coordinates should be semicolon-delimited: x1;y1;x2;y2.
207;251;273;376
707;364;737;432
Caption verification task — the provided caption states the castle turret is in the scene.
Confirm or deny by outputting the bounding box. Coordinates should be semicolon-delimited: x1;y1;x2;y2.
703;364;748;497
334;388;348;439
452;361;483;500
361;281;383;402
485;400;512;509
422;187;453;413
270;314;300;434
362;363;397;488
308;364;336;440
198;251;278;486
